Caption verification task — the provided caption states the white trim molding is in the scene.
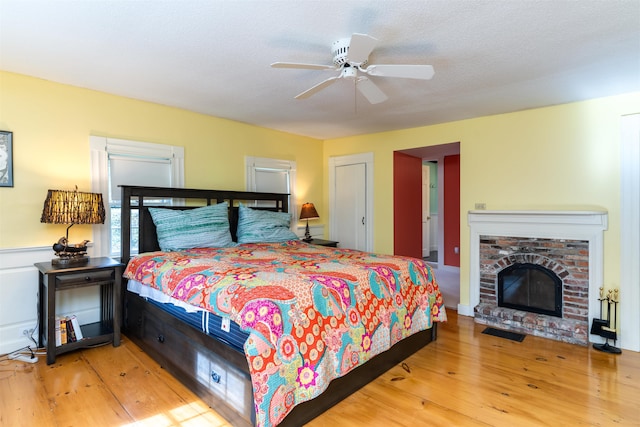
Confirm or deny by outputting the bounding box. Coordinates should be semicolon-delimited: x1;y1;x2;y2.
245;156;297;230
465;210;609;344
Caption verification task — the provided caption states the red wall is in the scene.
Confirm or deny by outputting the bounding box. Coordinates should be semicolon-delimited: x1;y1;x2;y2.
443;154;460;267
393;152;422;258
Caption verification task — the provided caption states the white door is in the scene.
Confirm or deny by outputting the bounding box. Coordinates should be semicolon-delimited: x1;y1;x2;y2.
335;163;366;250
329;153;374;252
422;164;431;257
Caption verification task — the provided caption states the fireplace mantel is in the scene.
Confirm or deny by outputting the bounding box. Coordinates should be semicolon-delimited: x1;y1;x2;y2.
465;209;608;342
468;209;608;229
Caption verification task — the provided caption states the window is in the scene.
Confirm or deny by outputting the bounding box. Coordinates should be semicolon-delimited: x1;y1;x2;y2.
245;156;297;229
90;136;184;257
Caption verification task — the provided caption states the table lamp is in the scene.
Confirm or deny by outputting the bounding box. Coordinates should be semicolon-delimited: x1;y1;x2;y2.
40;186;105;265
299;202;319;242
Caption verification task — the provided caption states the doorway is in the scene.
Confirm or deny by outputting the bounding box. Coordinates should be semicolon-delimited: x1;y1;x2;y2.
328;152;374;252
423;162;438;262
396;142;461;309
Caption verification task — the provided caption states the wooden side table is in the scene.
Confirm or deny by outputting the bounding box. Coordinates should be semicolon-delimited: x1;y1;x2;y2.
35;257;123;365
304;238;339;247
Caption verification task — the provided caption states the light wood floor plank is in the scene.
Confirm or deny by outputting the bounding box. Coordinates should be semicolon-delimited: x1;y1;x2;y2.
0;361;55;427
1;310;637;426
38;351;133;426
83;339;228;426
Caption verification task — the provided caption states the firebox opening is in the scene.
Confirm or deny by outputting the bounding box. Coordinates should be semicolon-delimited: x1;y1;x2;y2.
498;263;562;317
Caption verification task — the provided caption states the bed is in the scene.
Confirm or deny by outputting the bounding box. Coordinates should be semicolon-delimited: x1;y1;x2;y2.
119;185;446;427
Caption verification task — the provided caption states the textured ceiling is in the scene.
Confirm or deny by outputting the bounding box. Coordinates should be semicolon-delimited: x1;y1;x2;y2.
1;0;638;140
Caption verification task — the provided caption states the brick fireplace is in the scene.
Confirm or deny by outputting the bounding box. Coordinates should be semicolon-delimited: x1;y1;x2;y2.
467;210;608;345
476;236;589;344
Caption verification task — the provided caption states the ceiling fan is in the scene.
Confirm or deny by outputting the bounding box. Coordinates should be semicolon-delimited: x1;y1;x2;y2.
271;33;434;104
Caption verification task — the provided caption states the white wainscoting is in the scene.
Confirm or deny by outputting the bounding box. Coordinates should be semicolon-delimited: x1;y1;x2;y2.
0;246;102;355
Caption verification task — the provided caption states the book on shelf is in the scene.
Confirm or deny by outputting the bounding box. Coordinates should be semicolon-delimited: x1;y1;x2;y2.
55;315;84;346
55;317;62;346
59;318;67;345
69;315;84;340
65;317;77;343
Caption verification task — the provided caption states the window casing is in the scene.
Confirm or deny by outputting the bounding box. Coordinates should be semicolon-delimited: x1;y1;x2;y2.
90;136;184;258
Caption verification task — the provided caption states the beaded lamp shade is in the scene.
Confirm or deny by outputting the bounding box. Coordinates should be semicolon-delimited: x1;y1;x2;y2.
41;189;105;225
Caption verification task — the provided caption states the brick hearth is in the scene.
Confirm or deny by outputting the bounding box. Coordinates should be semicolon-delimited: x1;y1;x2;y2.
475;305;589;344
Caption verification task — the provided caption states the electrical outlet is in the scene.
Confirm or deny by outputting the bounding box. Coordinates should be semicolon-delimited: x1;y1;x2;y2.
21;328;35;338
475;203;486;210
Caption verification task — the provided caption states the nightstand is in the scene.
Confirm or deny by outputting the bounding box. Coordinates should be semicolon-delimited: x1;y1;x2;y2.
35;257;123;365
304;238;339;247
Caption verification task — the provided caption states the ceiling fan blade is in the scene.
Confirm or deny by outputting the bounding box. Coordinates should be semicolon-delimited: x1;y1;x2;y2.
364;64;435;80
295;76;340;99
356;77;388;104
348;33;377;65
271;62;335;70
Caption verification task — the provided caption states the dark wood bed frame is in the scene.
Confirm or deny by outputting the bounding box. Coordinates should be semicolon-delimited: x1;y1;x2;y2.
119;185;437;427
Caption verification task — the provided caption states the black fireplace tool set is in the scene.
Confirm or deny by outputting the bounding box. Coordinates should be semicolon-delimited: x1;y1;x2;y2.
590;287;622;354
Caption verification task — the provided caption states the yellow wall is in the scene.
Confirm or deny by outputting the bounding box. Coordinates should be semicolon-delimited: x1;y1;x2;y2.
2;70;639;311
324;92;640;307
0;71;323;248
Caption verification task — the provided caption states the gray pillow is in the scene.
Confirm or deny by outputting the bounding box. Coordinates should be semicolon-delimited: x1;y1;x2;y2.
149;203;233;251
237;205;298;243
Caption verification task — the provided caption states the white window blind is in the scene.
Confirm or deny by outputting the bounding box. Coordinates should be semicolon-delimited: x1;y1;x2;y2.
254;168;290;193
108;155;172;202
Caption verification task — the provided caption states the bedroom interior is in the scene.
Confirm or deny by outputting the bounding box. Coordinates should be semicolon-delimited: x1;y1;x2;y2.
0;1;639;426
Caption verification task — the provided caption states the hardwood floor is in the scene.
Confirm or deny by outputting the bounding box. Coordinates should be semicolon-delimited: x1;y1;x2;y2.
1;311;638;426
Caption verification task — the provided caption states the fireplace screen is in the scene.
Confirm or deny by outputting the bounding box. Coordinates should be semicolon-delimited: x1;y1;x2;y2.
498;263;562;317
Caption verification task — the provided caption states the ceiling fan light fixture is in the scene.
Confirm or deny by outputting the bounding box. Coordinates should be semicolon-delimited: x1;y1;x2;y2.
272;33;434;104
341;66;357;79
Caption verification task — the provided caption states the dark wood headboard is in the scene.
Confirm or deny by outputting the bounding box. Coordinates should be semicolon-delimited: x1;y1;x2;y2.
120;185;290;263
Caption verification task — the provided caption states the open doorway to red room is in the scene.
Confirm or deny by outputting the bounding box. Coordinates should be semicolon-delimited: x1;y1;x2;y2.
393;142;460;309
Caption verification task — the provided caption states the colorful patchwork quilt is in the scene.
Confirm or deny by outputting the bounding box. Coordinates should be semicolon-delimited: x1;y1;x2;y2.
123;240;446;427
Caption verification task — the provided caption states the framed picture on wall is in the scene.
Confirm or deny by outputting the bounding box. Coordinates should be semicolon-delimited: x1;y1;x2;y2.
0;130;13;187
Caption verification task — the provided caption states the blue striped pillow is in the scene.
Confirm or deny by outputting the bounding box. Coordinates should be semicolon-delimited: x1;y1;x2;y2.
237;205;298;243
149;203;233;251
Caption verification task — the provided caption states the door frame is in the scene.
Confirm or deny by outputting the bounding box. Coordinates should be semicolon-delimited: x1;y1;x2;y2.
329;152;374;252
422;163;431;258
620;113;640;351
